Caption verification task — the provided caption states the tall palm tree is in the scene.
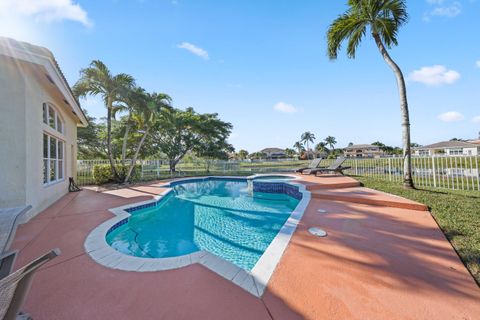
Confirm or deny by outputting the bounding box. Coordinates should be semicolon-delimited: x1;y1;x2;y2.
315;142;328;155
327;0;414;188
325;136;337;152
73;60;135;180
124;92;172;183
301;132;316;159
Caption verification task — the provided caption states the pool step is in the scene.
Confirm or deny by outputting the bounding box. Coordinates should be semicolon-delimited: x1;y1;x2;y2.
310;187;429;211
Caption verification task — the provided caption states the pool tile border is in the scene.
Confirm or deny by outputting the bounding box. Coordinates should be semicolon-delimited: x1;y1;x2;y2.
84;174;310;298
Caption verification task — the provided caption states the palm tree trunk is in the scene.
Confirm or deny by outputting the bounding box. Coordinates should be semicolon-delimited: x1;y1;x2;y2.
106;98;119;181
124;126;149;183
372;33;414;189
121;116;132;165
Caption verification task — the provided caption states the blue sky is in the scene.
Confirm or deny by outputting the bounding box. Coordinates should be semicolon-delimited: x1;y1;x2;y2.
1;0;479;152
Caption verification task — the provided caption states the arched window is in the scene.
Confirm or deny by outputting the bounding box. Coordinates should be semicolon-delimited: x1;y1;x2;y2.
42;102;64;133
42;103;65;185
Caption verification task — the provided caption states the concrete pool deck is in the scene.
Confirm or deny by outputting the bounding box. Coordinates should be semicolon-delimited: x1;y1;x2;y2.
8;174;480;319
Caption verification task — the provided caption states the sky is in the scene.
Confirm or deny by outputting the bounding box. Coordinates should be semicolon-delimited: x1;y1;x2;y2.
1;0;479;152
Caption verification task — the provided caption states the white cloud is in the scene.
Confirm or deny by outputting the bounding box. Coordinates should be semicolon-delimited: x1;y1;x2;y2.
472;116;480;124
0;0;92;27
177;42;209;60
438;111;464;122
424;0;461;21
408;65;460;86
273;102;298;113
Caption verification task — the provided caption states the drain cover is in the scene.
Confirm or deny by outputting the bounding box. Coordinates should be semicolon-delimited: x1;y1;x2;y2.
317;209;327;213
309;227;327;237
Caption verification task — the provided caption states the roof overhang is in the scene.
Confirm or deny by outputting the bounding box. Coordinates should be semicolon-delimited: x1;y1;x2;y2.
0;37;88;127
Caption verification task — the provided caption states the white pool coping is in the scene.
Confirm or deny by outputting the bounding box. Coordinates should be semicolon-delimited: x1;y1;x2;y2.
84;174;310;298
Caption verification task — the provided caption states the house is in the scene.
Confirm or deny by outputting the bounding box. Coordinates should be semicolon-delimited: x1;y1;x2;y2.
343;144;384;158
414;141;479;156
0;37;88;221
260;148;286;159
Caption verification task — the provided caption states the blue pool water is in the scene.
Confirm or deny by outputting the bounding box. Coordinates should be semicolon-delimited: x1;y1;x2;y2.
106;178;300;270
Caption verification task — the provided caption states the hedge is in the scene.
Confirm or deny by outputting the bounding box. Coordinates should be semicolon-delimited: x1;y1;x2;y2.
93;164;141;185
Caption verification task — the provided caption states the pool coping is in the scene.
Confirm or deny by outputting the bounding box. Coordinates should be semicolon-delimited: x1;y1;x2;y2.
84;174;311;297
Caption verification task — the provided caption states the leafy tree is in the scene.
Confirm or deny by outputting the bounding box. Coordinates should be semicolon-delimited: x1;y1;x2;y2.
238;149;249;160
348;142;354;147
324;136;337;151
327;0;414;188
301;132;316;159
249;152;267;160
73;60;135;181
77;109;107;159
150;108;233;173
284;148;296;158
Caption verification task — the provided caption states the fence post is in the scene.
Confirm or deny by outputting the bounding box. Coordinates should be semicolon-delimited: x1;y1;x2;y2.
388;158;392;181
141;160;144;179
432;155;437;187
355;159;358;176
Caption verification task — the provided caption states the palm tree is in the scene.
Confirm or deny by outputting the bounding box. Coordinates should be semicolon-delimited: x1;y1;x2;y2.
293;141;305;158
325;136;337;152
301;132;316;159
315;142;329;155
124;92;172;183
113;86;147;165
284;148;296;158
73;60;135;180
327;0;414;188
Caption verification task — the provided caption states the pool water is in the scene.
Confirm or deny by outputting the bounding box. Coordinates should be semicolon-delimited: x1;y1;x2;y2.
106;178;300;270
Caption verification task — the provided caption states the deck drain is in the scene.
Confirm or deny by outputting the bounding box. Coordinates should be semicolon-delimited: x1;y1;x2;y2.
317;209;327;213
309;227;327;237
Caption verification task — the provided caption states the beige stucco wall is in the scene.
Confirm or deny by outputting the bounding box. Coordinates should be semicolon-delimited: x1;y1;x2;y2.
0;56;27;208
0;56;79;220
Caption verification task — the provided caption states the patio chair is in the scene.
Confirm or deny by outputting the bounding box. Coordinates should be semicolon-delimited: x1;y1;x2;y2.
314;157;351;175
0;249;60;320
295;158;323;174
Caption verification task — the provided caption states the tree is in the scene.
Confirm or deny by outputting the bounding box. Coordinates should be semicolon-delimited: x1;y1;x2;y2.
301;132;316;159
238;149;249;160
324;136;337;151
77;109;107;159
112;86;148;164
293;141;305;159
284;148;296;158
315;142;329;155
151;108;233;174
73;60;135;181
327;0;414;188
124;92;172;182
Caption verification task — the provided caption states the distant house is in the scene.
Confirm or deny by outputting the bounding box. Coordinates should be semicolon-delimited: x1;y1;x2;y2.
260;148;286;159
414;141;479;156
0;37;88;220
343;144;384;158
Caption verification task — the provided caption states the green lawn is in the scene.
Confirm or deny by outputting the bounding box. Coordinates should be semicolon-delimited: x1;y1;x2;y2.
355;176;480;285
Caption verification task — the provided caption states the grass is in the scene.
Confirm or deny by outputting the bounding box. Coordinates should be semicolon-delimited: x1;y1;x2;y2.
355;176;480;285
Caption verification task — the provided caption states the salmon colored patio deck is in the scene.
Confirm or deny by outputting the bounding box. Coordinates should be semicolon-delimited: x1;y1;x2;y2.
9;174;480;320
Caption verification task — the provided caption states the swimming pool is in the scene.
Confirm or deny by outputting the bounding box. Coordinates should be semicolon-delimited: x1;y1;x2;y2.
85;175;310;297
106;178;300;270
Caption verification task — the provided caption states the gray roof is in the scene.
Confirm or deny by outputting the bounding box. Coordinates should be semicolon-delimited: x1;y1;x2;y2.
418;141;479;149
261;148;285;153
344;144;380;150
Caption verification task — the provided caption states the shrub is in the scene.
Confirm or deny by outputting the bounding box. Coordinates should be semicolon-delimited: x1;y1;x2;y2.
93;164;141;185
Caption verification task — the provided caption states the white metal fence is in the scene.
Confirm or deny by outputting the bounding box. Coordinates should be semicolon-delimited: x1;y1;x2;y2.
76;155;480;191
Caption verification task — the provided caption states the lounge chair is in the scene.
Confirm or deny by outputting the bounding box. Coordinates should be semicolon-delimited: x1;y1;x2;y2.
295;158;323;174
314;157;351;175
0;249;60;320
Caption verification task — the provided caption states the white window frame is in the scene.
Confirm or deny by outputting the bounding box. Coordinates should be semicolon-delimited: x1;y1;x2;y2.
42;102;66;186
42;102;64;134
43;133;65;186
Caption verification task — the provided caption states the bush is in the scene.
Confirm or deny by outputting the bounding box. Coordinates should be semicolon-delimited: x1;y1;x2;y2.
93;164;141;185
